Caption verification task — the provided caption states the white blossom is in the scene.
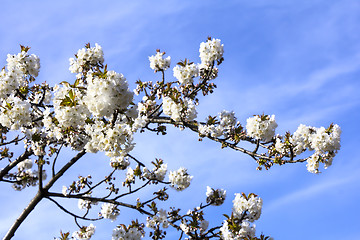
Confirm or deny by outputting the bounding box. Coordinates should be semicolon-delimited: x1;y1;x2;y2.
290;124;314;155
173;62;199;85
0;96;32;130
146;209;169;229
198;110;237;138
112;225;143;240
306;154;320;174
72;224;96;240
84;70;133;118
169;167;193;191
199;38;224;65
17;159;33;171
246;115;277;142
100;203;120;221
110;156;130;170
232;193;263;222
69;43;104;73
6;51;40;77
125;167;135;183
62;186;69;196
309;124;341;153
149;51;171;72
220;220;256;240
162;97;197;121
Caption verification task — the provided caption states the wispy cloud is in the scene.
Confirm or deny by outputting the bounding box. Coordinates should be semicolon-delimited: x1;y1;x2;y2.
264;169;360;214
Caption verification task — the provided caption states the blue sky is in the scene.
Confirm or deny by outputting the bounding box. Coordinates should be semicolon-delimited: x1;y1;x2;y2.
1;0;360;239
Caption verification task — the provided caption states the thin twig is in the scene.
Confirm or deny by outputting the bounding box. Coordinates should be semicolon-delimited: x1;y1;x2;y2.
46;197;102;221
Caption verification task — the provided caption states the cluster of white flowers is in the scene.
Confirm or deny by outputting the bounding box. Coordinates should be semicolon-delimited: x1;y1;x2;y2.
198;110;237;138
0;49;41;131
0;50;39;98
220;220;256;240
246;115;277;142
0;96;32;130
146;209;169;229
52;84;90;128
180;218;209;235
310;125;341;153
12;158;40;191
290;124;341;173
274;137;287;155
143;163;167;181
232;194;263;222
199;38;224;65
72;224;96;240
137;96;157;116
84;71;133;118
306;154;321;174
84;120;134;158
149;51;171;72
125;167;135;183
110;156;130;170
17;159;33;172
69;43;104;73
162;97;197;122
169;167;193;191
206;186;226;206
173;62;199;85
78;196;97;210
112;225;143;240
6;51;40;77
100;203;120;221
78;198;92;210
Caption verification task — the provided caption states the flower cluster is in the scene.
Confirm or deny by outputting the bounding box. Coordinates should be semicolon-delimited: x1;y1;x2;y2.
146;209;169;229
246;114;277;142
84;70;133;118
143;161;167;181
124;167;135;184
162;97;197;122
12;158;46;191
179;210;209;237
199;38;224;65
149;51;171;72
206;186;226;206
291;124;341;154
84;120;135;158
232;193;263;222
112;225;144;240
52;84;90;129
290;123;341;173
6;50;40;77
198;110;237;138
110;156;130;170
72;224;96;240
69;43;104;73
169;167;193;191
173;61;199;85
0;49;39;98
137;96;157;116
16;159;33;171
220;220;256;240
100;203;120;221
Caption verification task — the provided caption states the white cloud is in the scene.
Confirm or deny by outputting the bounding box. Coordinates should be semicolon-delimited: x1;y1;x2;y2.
264;169;360;214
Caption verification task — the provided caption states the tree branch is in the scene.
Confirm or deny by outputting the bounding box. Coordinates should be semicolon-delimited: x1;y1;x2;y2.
2;150;86;240
0;150;33;181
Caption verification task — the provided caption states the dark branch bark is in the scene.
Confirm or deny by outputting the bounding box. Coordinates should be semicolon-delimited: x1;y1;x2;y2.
2;150;86;240
0;150;33;181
